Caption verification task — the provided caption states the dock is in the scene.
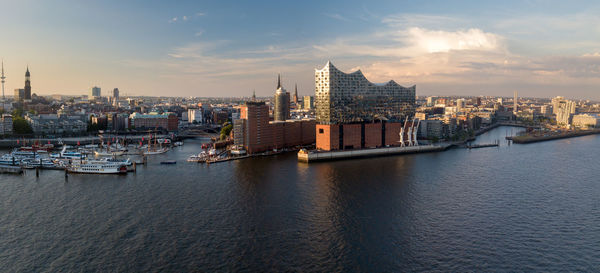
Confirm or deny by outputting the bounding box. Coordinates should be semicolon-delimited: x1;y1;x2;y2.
298;144;450;163
0;165;24;174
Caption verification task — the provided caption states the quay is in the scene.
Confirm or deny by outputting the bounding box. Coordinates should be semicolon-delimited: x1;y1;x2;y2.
507;129;600;144
0;165;23;174
297;144;450;163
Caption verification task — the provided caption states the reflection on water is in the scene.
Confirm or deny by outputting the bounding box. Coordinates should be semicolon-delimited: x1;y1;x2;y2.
1;127;600;271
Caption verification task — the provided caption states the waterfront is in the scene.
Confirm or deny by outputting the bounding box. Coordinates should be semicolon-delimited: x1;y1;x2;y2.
2;126;600;271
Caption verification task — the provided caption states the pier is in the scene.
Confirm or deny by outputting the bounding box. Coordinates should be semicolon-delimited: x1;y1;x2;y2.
298;144;450;163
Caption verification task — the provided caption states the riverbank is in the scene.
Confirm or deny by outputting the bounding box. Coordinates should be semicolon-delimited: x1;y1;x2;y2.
508;129;600;144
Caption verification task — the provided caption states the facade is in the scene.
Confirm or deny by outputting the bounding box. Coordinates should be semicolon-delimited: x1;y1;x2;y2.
14;89;25;100
1;114;13;135
188;108;203;123
106;113;129;131
90;86;101;98
316;121;419;151
274;74;290;121
233;101;315;154
315;61;415;124
303;96;314;110
554;98;577;126
25;114;87;135
130;112;178;131
572;114;599;128
112;88;119;106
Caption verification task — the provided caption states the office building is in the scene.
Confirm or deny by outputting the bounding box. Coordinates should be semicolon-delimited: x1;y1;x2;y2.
456;98;465;112
90;86;101;99
130;112;178;131
303;96;314;110
572;114;599;128
233;101;315;154
188;108;203;123
14;89;25;100
274;74;290;121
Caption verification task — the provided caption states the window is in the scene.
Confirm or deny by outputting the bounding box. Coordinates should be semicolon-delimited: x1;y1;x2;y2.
319;128;324;134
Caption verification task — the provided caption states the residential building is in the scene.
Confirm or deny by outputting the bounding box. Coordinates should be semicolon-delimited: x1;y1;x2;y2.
303;96;314;110
130;112;178;131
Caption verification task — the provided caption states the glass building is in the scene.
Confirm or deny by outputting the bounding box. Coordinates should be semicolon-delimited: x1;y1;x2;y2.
315;61;415;124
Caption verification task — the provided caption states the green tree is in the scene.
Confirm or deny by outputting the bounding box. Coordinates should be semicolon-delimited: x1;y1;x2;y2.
12;117;33;134
220;123;233;140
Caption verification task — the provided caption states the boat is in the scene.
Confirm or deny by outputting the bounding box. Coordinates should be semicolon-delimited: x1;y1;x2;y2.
0;155;20;166
101;157;132;166
20;158;57;169
67;160;128;174
187;152;207;162
94;150;125;157
160;160;177;164
173;141;184;146
52;146;86;159
143;147;169;155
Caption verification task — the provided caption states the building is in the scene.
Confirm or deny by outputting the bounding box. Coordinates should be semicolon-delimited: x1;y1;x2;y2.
293;83;299;105
513;90;518;114
0;114;13;135
106;113;129;131
188;108;203;123
572;114;599;128
314;62;416;151
233;101;315;154
112;88;119;106
303;96;314;110
23;67;32;100
25;114;87;136
426;96;436;107
274;74;290;121
456;98;465;112
14;89;25;101
130;112;178;131
90;86;101;99
554;98;577;126
540;105;552;116
315;61;415;124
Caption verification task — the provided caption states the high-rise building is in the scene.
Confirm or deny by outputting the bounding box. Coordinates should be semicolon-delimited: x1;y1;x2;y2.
273;74;290;121
293;83;299;105
456;99;465;112
555;98;577;126
112;88;119;99
513;90;518;114
315;61;415;124
23;67;32;100
90;86;101;98
426;96;436;107
14;89;24;100
303;96;314;110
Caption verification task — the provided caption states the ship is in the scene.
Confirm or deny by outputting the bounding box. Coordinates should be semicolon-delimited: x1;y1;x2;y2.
67;160;128;174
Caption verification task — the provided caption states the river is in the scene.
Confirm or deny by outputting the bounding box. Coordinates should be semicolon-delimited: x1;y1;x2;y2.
1;126;599;272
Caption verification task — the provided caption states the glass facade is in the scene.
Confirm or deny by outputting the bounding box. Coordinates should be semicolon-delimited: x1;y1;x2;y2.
315;62;415;124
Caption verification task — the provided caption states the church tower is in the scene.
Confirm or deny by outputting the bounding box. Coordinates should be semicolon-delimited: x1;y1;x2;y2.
24;66;32;100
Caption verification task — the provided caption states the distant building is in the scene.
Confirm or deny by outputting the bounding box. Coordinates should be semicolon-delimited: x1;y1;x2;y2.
0;114;13;135
23;67;32;100
14;88;25;101
213;110;229;124
188;108;203;123
456;98;465;112
25;114;87;135
554;98;577;126
112;88;119;106
303;96;314;110
130;112;178;131
426;96;436;107
572;114;599;128
540;105;552;116
90;86;101;99
233;101;315;154
274;74;290;121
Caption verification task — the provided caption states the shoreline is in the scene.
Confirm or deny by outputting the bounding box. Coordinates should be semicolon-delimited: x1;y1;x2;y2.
508;129;600;144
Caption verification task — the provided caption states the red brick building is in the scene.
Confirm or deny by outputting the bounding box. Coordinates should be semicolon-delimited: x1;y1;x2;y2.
130;112;178;131
234;101;316;154
316;121;417;151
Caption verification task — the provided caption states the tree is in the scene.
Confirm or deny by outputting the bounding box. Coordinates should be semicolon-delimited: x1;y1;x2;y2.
13;117;33;134
220;123;233;140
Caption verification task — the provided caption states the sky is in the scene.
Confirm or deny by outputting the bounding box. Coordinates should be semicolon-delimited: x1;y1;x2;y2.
0;0;599;99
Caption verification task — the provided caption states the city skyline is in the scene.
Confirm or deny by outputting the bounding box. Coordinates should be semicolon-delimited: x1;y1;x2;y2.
1;0;600;99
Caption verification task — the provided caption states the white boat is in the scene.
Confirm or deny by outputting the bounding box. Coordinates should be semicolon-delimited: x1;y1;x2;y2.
174;141;183;146
94;150;125;157
100;157;132;166
143;147;169;155
0;155;19;166
187;152;207;162
67;160;128;174
21;158;57;169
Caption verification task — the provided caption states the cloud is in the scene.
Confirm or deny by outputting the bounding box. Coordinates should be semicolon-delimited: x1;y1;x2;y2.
168;17;177;23
194;30;204;37
182;15;188;21
324;13;349;22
